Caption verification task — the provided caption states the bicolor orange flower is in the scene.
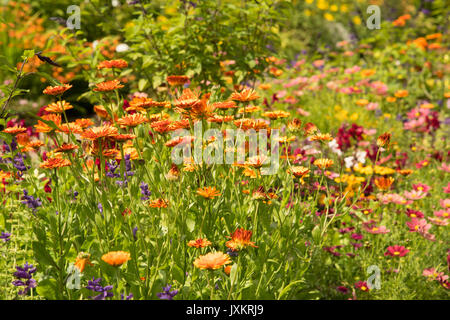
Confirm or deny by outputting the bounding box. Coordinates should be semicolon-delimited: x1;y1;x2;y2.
54;143;79;153
197;186;221;199
289;166;310;178
309;133;333;142
377;132;391;147
34;114;62;133
374;177;394;191
188;238;212;248
117;113;148;128
40;157;71;169
167;75;189;86
81;125;118;140
230;88;259;102
314;158;334;169
173;88;201;109
2;126;27;135
101;251;131;266
74;252;93;273
93;80;124;92
45;101;73;113
43;83;72;95
193;252;231;270
262;110;290;119
212;101;237;109
97;59;128;69
74;118;94;128
149;198;169;208
288;119;302;132
303;122;318;135
225;228;258;251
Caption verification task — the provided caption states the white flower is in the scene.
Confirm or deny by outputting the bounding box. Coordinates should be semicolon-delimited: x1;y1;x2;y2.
356;150;366;164
328;139;343;156
116;43;129;52
92;40;99;50
344;156;355;168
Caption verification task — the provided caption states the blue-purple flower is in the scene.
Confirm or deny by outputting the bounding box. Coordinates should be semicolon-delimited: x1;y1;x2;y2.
86;277;113;300
1;231;11;242
156;284;179;300
12;262;37;295
140;182;151;201
21;189;42;213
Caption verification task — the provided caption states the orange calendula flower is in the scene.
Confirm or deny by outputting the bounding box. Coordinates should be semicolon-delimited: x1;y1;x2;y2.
226;228;258;251
93;80;124;92
75;118;94;129
394;90;408;98
149;198;169;208
289;166;310;178
167;75;189;86
43;83;72;95
54;143;79;153
173;88;201;109
2;126;27;135
57;122;83;134
288;118;302;132
211;101;237;109
224;265;233;276
230;88;259;102
97;59;128;69
197;186;221;199
303;122;318;136
187;238;212;248
45;101;73;113
81;125;118;140
309;133;333;142
193;251;231;270
262;110;290;119
377;132;391;148
314;158;334;169
101;251;131;266
40;157;72;169
34;114;62;133
238;105;261;114
117;113;149;128
74;252;93;273
374;176;394;191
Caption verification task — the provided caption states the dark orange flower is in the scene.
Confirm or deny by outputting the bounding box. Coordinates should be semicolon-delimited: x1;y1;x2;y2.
197;186;221;199
149;198;169;208
74;252;93;273
374;177;394;191
2;126;27;135
97;59;128;69
81;125;118;140
101;251;131;266
187;238;212;248
93;80;124;92
262;110;290;119
117;113;148;128
54;143;79;153
167;75;189;86
108;134;136;143
225;228;258;251
288;119;302;132
43;84;72;95
40;157;72;169
230;88;259;102
57;122;83;134
303;122;318;135
193;252;231;270
34;114;62;133
211;101;237;109
377;132;391;148
75;118;94;129
173;88;201;109
313;158;334;169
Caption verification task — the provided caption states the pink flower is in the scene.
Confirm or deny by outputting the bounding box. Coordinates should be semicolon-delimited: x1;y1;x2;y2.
404;190;427;200
406;218;430;233
440;163;450;173
427;217;448;226
433;209;449;219
412;183;431;194
440;199;450;210
366;102;379;111
405;208;425;218
354;281;369;291
443;182;450;194
385;245;409;257
364;225;390;234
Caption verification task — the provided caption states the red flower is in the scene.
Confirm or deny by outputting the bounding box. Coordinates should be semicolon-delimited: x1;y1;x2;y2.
384;245;409;257
354;281;370;292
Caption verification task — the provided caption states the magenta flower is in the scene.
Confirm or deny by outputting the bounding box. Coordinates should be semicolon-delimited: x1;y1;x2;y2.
384;245;409;257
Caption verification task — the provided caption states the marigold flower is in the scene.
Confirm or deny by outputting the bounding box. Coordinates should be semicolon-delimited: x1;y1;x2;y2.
81;125;118;140
45;101;73;113
211;101;237;109
166;75;189;86
384;245;409;257
187;238;212;248
74;252;93;273
101;251;131;266
93;80;124;92
97;59;128;70
197;186;221;199
54;143;79;153
230;88;259;102
226;228;258;251
43;84;72;96
377;132;391;147
193;252;231;270
2;126;27;135
40;157;72;169
117;113;148;128
314;158;334;169
262;110;290;119
374;177;394;190
34;114;62;133
149;198;169;208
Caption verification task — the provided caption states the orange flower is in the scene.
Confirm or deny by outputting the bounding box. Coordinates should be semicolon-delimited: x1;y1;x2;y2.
314;158;334;169
193;252;231;270
93;105;112;119
225;228;258;251
45;101;73;113
74;252;93;273
93;80;124;92
303;122;318;135
166;75;189;86
377;132;391;148
288;119;302;132
197;186;221;199
238;105;261;114
230;88;259;102
187;238;212;248
394;90;409;98
57;122;83;134
211;101;237;109
224;265;232;275
75;118;94;128
117;113;148;128
309;133;333;142
173;88;201;109
34;114;62;133
108;133;136;143
40;157;72;169
54;143;79;153
374;176;394;191
43;83;72;95
233;118;269;131
149;198;169;208
2;126;27;135
208;115;234;123
97;59;128;69
81;125;118;140
262;110;290;119
289;166;310;178
101;251;131;266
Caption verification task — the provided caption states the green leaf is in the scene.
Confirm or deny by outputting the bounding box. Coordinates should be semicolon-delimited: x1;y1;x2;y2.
32;241;59;269
36;278;58;300
138;78;148;91
277;280;304;300
186;217;195;232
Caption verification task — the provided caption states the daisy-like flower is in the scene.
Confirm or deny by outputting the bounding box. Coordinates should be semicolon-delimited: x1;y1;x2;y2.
93;80;124;92
374;177;394;191
225;228;258;251
211;101;237;109
74;118;94;129
149;198;169;208
40;158;71;169
43;84;72;96
314;158;334;169
187;238;212;248
117;113;148;128
245;155;268;169
166;75;189;86
81;125;119;140
101;251;131;266
233;118;269;131
384;245;409;257
230;88;259;102
193;252;231;270
93;105;112;119
197;186;221;199
45;101;73;113
364;225;390;234
173;88;201;109
303;122;318;135
34;114;62;133
394;90;408;98
57;122;83;134
262;110;290;120
97;59;128;70
238;105;261;114
54;143;79;153
2;126;27;135
309;133;333;142
288;166;310;178
354;281;370;292
287;118;302;132
74;252;93;273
